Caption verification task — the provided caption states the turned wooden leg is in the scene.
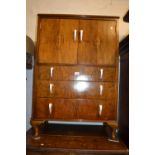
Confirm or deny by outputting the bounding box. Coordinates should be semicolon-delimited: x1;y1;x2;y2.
30;120;44;140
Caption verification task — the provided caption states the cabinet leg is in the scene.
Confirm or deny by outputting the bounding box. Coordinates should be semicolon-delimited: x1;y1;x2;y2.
30;120;44;140
105;122;119;142
111;126;119;140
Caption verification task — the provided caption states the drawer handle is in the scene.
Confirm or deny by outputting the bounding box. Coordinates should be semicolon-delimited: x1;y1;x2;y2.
49;103;53;114
100;68;104;79
50;67;54;78
74;29;77;41
98;104;103;117
49;83;54;93
100;84;103;95
80;30;83;42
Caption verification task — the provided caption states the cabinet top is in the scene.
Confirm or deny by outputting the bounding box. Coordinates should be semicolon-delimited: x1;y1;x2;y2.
38;14;119;20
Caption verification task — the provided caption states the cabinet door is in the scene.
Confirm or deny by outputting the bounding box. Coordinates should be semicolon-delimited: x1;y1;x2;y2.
78;20;117;65
78;20;98;65
97;21;117;65
38;18;79;64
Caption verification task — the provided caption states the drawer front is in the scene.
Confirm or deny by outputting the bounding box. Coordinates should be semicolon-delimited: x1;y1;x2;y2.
34;98;76;119
34;98;116;121
37;81;115;99
38;66;115;82
77;99;116;120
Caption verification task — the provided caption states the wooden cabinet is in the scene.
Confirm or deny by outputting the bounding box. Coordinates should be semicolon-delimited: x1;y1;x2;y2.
31;14;119;141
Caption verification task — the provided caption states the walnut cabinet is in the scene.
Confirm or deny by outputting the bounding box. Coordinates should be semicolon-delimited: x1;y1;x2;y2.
31;14;119;141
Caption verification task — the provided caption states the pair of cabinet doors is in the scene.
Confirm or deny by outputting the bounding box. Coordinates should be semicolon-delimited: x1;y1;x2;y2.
38;18;117;65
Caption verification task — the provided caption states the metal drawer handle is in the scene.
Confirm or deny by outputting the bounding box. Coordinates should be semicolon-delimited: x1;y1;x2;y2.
100;84;103;95
49;103;53;114
50;67;54;78
100;68;104;79
80;30;83;42
49;83;54;93
74;29;77;41
98;104;103;117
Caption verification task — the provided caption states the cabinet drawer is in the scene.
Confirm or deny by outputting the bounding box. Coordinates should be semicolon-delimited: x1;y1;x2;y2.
38;66;115;82
37;81;115;99
34;98;76;119
34;98;116;121
77;99;116;120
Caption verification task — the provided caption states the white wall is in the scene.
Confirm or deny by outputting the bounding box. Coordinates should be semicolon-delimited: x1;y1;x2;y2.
26;0;129;42
26;0;129;130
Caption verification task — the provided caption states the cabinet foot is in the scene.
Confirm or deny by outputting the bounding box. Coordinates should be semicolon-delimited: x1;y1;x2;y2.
30;120;44;140
108;126;119;142
104;122;119;142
